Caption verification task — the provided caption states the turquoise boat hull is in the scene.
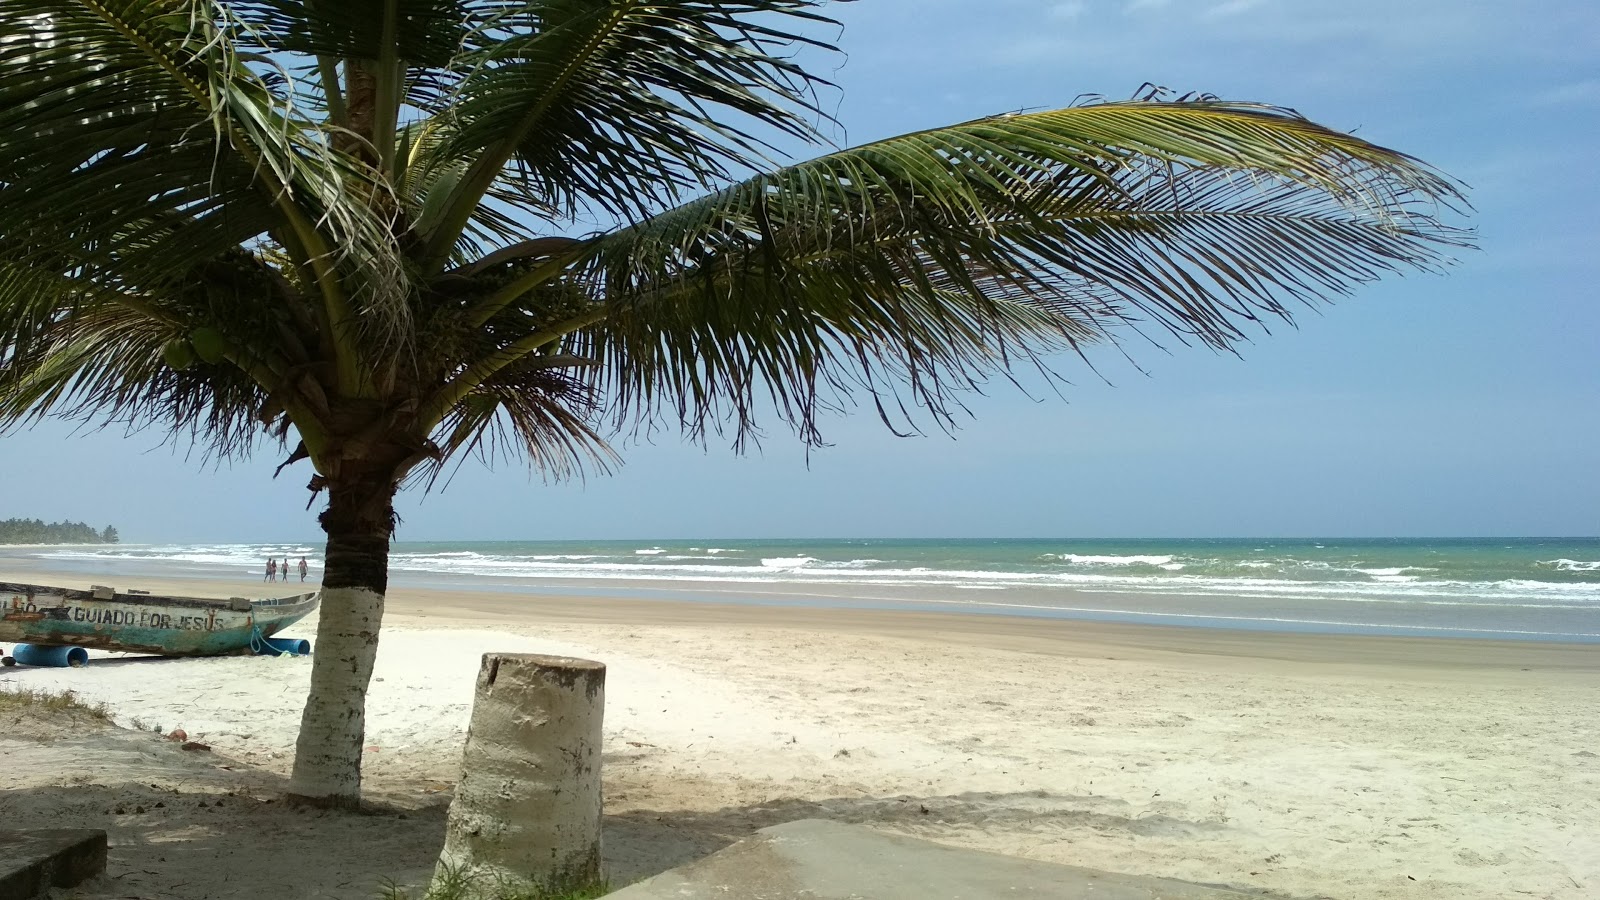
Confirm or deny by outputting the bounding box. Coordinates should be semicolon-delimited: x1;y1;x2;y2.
0;582;318;657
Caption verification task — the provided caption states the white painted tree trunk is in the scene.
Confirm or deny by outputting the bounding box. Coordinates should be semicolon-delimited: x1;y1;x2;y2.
436;653;606;893
288;585;385;805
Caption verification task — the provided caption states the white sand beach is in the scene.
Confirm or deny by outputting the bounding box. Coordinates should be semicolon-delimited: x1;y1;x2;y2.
2;571;1596;900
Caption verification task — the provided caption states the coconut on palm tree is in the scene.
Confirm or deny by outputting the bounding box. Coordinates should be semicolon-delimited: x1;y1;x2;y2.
0;0;1469;808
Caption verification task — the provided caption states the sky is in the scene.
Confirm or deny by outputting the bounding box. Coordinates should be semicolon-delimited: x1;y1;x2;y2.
2;0;1596;542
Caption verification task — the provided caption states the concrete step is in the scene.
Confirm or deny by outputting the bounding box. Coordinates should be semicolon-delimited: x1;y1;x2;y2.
604;819;1270;900
0;830;107;900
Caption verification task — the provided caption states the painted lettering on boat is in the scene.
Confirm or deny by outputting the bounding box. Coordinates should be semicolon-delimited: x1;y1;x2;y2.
9;596;226;631
4;597;47;622
4;596;43;621
66;605;223;631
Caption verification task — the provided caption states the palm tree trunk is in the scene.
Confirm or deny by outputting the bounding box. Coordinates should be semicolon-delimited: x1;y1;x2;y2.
287;467;397;808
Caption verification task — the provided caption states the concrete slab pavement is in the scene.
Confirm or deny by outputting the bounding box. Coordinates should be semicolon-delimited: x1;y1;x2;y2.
603;819;1270;899
0;829;107;900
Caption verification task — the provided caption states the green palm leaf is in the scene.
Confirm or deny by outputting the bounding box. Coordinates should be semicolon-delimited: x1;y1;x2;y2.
0;302;268;458
0;1;425;391
429;100;1469;443
412;0;840;269
232;0;468;66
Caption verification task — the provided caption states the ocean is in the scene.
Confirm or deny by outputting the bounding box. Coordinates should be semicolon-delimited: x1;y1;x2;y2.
23;537;1600;642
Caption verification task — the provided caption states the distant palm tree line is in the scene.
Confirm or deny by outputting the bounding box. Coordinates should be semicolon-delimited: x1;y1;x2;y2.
0;518;119;544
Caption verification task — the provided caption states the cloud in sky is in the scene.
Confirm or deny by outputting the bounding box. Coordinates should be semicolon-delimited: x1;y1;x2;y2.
1533;79;1600;106
1050;1;1088;19
1203;0;1268;19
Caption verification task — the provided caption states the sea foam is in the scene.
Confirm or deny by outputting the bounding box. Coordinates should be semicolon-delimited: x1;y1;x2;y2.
1050;553;1175;566
1540;558;1600;572
760;556;819;568
23;540;1600;640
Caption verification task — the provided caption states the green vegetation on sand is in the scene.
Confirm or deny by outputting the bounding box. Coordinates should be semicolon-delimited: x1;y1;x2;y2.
0;686;113;721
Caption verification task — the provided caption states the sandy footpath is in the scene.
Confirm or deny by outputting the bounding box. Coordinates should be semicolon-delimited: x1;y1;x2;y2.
1;570;1597;900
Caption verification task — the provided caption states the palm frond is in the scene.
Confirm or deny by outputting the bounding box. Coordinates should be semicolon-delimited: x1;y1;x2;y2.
466;100;1471;444
0;1;415;365
419;360;617;489
0;304;268;459
413;0;841;269
230;0;469;67
0;4;276;284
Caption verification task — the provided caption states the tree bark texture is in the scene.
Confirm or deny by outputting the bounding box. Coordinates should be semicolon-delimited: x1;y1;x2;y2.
287;468;397;807
436;653;606;893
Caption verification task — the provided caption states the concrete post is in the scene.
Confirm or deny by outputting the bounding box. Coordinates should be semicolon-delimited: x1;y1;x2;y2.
436;653;606;894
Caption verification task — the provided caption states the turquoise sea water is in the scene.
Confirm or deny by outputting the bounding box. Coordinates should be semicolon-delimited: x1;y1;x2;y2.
27;537;1600;642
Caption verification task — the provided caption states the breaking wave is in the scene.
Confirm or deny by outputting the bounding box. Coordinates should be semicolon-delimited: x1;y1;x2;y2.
25;538;1599;639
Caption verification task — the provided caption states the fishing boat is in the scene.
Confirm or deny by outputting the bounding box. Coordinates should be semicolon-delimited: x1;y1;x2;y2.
0;581;317;663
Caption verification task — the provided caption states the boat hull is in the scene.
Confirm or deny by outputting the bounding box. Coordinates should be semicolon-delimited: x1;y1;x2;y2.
0;582;318;657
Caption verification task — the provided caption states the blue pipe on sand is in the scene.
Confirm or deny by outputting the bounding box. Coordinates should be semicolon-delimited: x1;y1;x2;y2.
11;644;90;667
255;637;311;656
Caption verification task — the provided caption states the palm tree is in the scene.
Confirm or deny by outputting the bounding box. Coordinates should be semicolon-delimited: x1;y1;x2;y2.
0;0;1469;808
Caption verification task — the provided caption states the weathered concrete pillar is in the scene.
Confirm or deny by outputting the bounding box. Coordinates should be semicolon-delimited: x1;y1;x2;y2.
436;653;606;894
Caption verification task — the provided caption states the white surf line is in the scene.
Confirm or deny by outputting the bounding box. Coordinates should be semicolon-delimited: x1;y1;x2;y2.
629;584;1600;640
400;565;1597;607
558;573;1598;608
875;595;1600;639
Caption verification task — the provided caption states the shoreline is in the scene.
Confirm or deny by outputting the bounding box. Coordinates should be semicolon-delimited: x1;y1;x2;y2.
6;547;1600;645
4;563;1596;676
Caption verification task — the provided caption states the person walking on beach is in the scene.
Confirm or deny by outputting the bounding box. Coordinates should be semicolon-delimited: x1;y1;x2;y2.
298;557;309;582
264;557;276;582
